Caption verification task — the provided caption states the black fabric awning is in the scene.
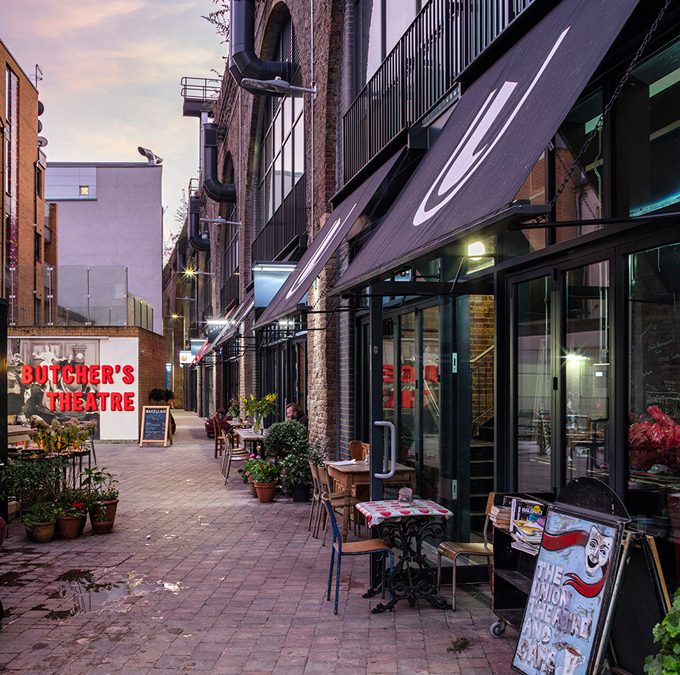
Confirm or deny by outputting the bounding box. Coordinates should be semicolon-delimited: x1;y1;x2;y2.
213;293;254;348
254;151;402;329
333;0;638;294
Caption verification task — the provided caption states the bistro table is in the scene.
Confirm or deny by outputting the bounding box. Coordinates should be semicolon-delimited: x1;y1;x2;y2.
356;499;453;613
326;460;416;542
234;427;265;454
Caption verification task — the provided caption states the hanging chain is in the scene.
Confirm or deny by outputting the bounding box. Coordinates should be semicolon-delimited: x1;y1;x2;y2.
548;0;672;211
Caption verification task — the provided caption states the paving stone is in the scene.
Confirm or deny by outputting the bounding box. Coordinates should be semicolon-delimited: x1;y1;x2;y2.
0;411;514;673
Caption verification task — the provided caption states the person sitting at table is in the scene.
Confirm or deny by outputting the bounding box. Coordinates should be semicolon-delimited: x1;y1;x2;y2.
286;402;308;426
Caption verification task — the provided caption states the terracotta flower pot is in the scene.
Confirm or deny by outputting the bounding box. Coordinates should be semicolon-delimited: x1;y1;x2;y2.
248;479;258;498
254;482;276;503
28;522;55;543
57;515;81;540
89;499;119;534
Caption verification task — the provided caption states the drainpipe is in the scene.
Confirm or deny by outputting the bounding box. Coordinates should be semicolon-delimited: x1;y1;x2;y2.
229;0;295;88
188;196;209;252
202;123;236;203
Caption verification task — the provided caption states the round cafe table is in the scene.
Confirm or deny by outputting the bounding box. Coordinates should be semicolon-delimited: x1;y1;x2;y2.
355;499;453;613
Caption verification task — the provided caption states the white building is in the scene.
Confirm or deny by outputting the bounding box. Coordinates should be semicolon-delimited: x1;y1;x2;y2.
45;161;163;334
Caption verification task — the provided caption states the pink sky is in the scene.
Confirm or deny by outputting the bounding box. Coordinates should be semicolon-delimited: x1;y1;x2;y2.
3;0;226;246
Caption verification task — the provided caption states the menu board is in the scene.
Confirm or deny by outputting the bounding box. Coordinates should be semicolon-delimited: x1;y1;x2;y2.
512;508;622;675
139;406;171;446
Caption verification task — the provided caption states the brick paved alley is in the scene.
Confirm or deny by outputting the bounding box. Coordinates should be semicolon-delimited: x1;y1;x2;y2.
0;411;516;674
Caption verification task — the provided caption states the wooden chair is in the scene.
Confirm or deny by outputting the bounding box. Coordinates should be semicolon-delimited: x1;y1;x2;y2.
436;492;495;611
316;464;360;544
213;416;226;458
349;441;369;461
222;430;249;483
322;494;393;615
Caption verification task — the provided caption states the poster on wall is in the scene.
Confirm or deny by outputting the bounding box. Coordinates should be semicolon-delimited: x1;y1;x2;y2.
512;508;622;675
8;337;139;441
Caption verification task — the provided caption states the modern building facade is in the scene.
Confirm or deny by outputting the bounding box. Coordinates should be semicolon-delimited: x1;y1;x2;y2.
166;0;680;588
46;161;162;333
1;39;57;327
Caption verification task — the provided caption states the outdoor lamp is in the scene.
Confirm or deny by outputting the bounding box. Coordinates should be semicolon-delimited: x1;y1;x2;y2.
240;77;316;96
467;241;486;258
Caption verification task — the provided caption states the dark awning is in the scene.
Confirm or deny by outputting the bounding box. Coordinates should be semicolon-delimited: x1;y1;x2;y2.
333;0;638;294
254;151;402;329
213;293;254;348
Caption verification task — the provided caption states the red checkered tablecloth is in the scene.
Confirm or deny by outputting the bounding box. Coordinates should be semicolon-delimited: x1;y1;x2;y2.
355;499;453;527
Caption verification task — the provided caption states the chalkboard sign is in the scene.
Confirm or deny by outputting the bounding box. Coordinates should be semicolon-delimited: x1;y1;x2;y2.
512;506;625;675
139;406;171;446
607;534;670;674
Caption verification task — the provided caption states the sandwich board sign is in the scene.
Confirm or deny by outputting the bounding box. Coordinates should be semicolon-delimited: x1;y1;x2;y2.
139;406;171;447
512;478;629;675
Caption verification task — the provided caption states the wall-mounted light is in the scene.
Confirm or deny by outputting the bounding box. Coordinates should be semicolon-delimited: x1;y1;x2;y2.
205;318;232;327
467;241;486;258
252;263;296;274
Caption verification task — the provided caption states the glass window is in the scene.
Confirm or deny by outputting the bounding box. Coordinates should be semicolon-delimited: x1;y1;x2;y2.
385;1;417;55
282;136;293;198
615;39;680;217
516;276;552;492
629;242;680;578
359;0;383;84
383;317;395;424
564;261;610;483
273;154;283;211
293;119;304;185
399;312;417;467
421;306;440;500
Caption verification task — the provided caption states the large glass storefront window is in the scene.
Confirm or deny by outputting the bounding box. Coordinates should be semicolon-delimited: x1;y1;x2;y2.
516;276;552;492
399;313;416;466
629;242;680;582
382;318;395;424
421;307;440;499
564;261;610;483
616;39;680;218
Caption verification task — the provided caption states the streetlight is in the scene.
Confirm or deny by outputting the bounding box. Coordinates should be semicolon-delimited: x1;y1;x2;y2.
200;217;242;226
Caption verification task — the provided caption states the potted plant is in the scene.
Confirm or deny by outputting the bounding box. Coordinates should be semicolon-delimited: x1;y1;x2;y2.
56;489;88;539
240;393;278;433
645;587;680;673
265;420;309;461
282;452;312;502
24;501;57;543
82;467;119;534
148;388;166;404
243;455;261;497
248;459;281;503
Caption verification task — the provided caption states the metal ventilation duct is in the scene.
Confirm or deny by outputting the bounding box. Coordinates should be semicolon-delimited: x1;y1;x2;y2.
202;123;236;203
188;196;209;252
229;0;295;91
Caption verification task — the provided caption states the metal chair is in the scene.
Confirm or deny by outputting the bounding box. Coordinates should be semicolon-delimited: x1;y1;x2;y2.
322;494;393;615
213;416;226;458
436;492;494;611
308;460;323;535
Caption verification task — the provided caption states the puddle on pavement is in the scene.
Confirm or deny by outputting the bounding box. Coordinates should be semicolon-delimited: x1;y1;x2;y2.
25;569;182;621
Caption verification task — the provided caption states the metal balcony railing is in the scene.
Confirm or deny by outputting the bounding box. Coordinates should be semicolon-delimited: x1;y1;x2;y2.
252;179;307;263
343;0;537;184
180;77;221;102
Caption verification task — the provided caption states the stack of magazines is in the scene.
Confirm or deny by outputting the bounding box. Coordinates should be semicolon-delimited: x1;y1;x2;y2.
489;504;511;529
509;497;546;556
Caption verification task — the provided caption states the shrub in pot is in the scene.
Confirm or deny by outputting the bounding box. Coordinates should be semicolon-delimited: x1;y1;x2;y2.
24;501;57;543
282;452;312;502
264;420;308;461
56;489;88;539
645;587;680;674
248;460;281;503
83;467;119;534
243;455;261;498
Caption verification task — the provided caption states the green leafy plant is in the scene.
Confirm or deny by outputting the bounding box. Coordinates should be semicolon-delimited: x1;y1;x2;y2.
240;393;277;421
0;456;67;510
23;501;57;529
247;459;281;484
645;588;680;674
243;454;262;484
82;467;119;502
282;452;312;488
227;400;240;418
56;489;88;518
265;420;309;460
163;389;175;403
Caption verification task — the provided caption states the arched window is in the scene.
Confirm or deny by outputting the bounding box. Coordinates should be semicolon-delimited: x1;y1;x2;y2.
258;18;305;231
